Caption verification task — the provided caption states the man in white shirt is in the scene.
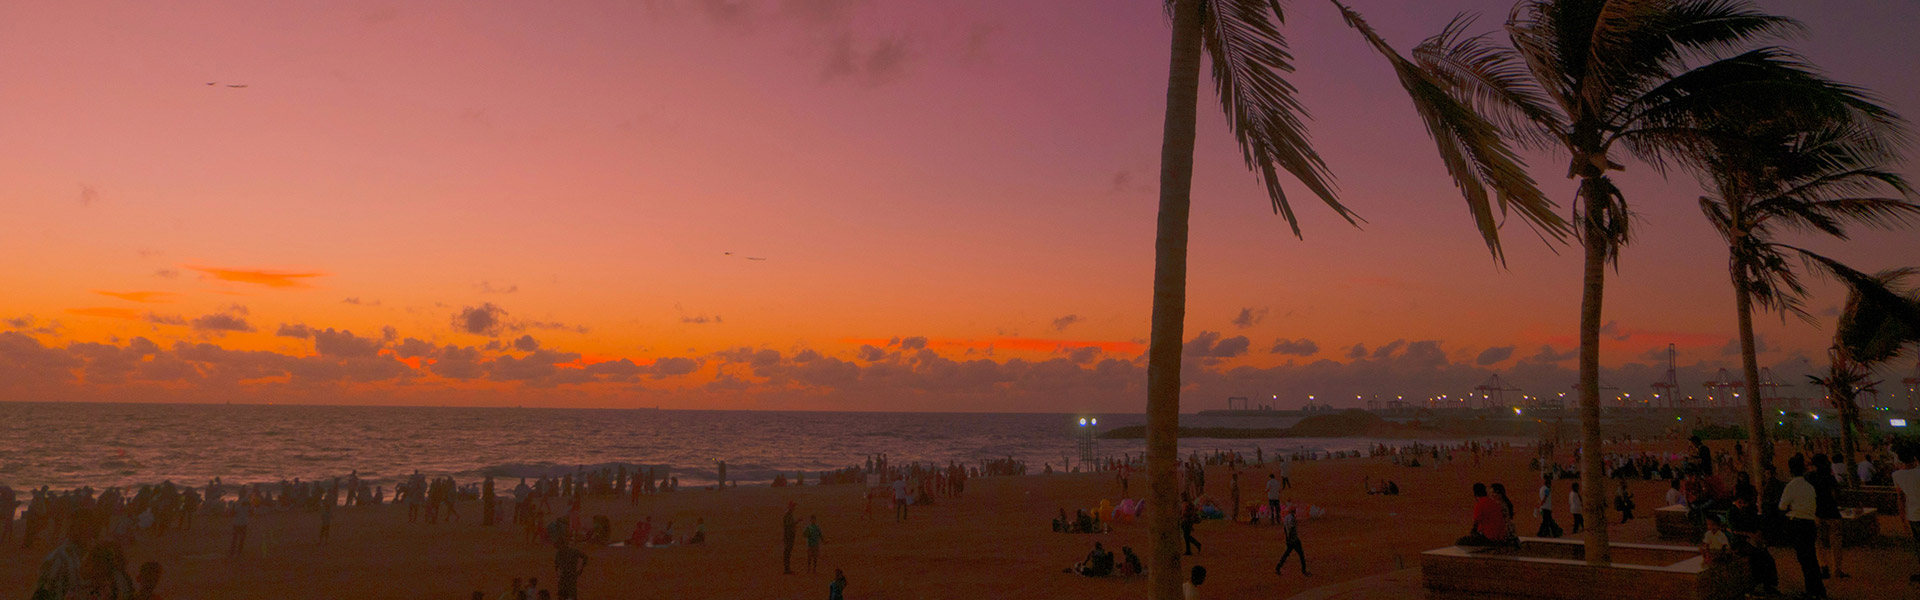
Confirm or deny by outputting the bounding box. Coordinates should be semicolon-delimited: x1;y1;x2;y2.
1536;475;1561;538
1778;455;1825;599
1890;446;1920;583
1266;474;1282;524
892;477;909;521
1860;457;1878;486
1568;482;1585;535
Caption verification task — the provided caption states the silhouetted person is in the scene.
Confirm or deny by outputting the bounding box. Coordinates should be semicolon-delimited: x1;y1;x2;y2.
1779;455;1825;599
782;502;799;574
828;569;847;600
804;515;824;574
483;476;497;526
554;540;588;600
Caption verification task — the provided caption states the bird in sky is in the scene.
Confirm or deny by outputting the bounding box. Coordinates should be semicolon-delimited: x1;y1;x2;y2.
724;252;768;261
225;84;248;88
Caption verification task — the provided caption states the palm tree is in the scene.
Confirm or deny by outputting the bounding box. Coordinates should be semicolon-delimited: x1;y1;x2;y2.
1143;2;1566;596
1407;0;1892;564
1807;263;1920;486
1696;117;1915;491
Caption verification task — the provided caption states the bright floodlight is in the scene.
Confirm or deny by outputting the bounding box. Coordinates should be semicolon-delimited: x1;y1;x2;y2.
1892;419;1908;427
1090;418;1098;426
1078;418;1087;426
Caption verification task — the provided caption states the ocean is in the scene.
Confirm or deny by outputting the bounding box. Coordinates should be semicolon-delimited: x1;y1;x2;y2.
0;402;1402;491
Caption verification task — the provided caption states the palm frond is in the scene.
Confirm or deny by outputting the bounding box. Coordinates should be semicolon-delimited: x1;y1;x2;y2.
1332;1;1570;261
1616;48;1903;153
1195;0;1349;236
1412;14;1566;150
1786;247;1920;364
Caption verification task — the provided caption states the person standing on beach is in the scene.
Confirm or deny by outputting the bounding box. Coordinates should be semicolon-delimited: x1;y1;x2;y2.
1266;474;1281;524
804;515;824;574
483;476;497;526
1779;455;1826;599
318;491;333;545
1229;472;1241;522
554;539;588;600
228;501;249;558
0;485;15;542
1280;458;1292;490
1567;482;1584;535
782;502;799;574
892;477;909;521
717;461;727;490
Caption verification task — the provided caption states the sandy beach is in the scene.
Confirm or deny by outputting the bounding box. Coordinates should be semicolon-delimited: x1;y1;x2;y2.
5;439;1916;599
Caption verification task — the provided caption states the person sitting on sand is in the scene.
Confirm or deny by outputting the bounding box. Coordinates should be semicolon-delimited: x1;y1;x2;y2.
1052;509;1069;533
650;521;675;546
627;517;652;546
1118;546;1144;577
1067;542;1114;577
1073;509;1094;534
1457;483;1515;547
686;518;706;545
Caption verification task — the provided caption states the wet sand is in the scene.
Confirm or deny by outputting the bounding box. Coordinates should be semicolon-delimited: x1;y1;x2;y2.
3;441;1914;599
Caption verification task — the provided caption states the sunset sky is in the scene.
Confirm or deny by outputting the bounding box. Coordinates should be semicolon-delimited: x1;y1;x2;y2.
3;0;1917;412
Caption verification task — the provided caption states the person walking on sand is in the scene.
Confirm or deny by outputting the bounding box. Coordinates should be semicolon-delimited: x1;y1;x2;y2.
782;502;799;574
1274;501;1310;577
1180;494;1202;556
318;492;333;545
1280;457;1292;490
1229;472;1241;522
554;539;588;600
804;515;824;574
1536;474;1562;538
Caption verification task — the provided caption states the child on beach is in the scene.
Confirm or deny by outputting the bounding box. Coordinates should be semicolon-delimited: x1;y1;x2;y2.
804;515;824;574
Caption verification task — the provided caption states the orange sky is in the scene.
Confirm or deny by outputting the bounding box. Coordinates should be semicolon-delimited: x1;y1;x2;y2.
3;1;1917;412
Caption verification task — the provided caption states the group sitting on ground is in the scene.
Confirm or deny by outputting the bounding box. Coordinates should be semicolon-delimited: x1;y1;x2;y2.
1363;476;1400;496
1456;482;1519;548
1051;509;1105;534
1063;542;1142;577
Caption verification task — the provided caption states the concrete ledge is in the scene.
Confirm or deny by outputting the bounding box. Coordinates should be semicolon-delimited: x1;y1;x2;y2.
1421;537;1750;600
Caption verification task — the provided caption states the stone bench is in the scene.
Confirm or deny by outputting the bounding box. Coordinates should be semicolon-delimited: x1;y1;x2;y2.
1655;504;1710;541
1422;537;1750;600
1839;486;1900;514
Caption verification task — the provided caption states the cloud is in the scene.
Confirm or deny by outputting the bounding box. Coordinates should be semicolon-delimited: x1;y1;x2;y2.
648;357;702;377
79;184;100;206
453;303;509;336
146;313;188;326
822;33;914;86
512;335;540;352
1271;338;1318;356
856;344;890;362
1523;345;1576;363
276;323;315;338
312;328;384;358
93;290;174;303
187;266;325;289
1346;344;1367;359
523;320;589;334
1720;335;1768;356
153;269;180;279
1051;315;1082;331
2;315;61;336
477;281;518;294
1231;307;1267;329
1372;340;1406;359
190;308;255;334
342;297;382;306
680;315;723;325
1598;320;1631;342
1064;346;1103;364
1183;331;1250;359
898;336;928;351
66;307;143;320
1475;346;1516;366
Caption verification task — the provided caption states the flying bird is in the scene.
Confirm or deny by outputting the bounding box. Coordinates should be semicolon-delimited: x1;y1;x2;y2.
225;84;248;88
724;252;768;261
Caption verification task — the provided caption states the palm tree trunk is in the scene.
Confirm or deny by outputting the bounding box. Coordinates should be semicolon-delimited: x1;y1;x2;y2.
1576;178;1611;566
1733;274;1771;490
1146;2;1203;598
